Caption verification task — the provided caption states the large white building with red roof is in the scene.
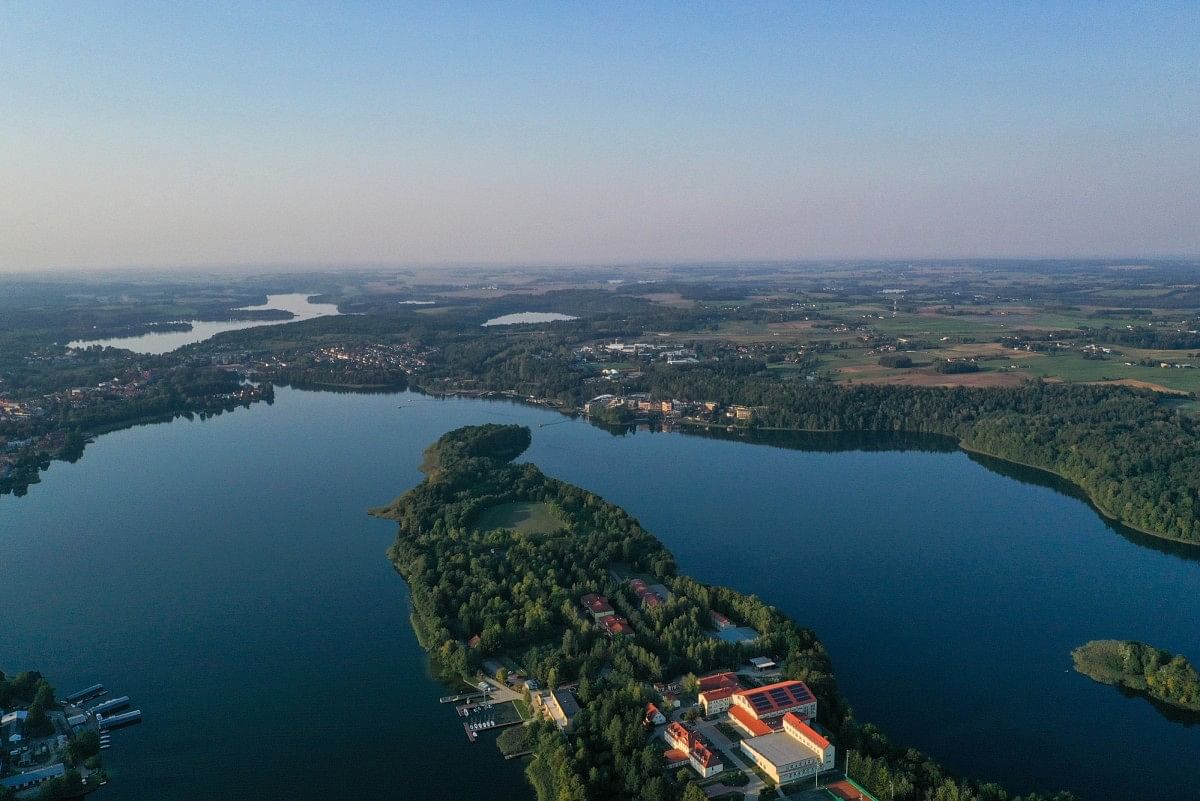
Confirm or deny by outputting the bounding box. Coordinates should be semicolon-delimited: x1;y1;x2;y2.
729;679;817;730
738;712;834;786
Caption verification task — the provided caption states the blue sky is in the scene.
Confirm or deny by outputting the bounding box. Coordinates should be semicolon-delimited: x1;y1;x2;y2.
1;2;1197;268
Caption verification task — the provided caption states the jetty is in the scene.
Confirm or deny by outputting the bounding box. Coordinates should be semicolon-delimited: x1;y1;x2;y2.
64;684;106;704
98;709;142;729
89;696;131;716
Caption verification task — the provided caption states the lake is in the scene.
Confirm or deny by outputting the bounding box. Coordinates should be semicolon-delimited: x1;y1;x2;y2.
482;312;578;326
67;293;340;354
3;388;1199;801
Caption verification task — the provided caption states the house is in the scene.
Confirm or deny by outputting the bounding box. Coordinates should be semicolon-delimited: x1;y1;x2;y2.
710;611;735;630
645;703;666;726
629;578;666;608
739;712;835;786
727;680;817;736
697;671;740;693
696;671;741;715
664;722;724;778
699;685;738;715
580;593;615;621
466;634;482;649
601;615;633;637
749;656;777;672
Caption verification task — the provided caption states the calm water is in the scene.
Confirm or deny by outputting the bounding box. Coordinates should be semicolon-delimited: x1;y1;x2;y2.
3;388;1199;800
482;312;578;326
68;293;340;354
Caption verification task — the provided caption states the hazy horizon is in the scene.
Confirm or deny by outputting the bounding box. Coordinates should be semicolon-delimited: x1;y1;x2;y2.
3;2;1198;270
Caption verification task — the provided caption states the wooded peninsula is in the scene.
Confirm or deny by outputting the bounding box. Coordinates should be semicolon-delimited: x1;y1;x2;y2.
372;424;1076;801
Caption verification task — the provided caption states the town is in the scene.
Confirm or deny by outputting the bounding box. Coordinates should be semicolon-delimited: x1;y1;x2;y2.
444;577;875;801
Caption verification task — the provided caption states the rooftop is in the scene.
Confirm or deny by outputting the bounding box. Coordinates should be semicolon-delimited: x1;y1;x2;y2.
735;680;815;717
741;730;819;768
783;712;830;751
728;703;772;737
696;671;740;693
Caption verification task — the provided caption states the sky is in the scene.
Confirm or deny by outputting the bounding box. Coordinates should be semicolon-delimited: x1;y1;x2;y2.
1;2;1198;270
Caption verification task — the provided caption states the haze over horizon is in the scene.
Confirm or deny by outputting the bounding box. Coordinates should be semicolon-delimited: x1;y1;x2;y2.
2;2;1198;271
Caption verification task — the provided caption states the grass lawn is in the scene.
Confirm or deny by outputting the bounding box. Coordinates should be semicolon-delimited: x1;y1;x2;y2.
472;501;564;535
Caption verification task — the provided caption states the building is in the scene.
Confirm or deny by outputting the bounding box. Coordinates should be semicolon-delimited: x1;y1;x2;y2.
664;722;724;778
697;671;740;693
696;671;741;715
699;685;738;715
600;615;633;637
629;578;665;608
645;703;666;726
749;656;777;671
730;405;754;421
580;593;615;621
739;712;834;786
0;763;66;791
536;689;581;732
710;611;735;630
728;680;817;735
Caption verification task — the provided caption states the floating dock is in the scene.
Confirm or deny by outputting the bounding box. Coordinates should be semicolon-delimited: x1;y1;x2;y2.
98;710;142;729
89;696;131;716
64;684;106;704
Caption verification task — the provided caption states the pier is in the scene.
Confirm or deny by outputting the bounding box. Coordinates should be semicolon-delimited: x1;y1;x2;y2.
64;684;106;704
89;696;131;715
98;709;142;729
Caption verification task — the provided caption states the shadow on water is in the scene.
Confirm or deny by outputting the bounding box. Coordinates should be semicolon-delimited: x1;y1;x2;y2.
1107;683;1200;726
965;450;1200;565
589;418;960;454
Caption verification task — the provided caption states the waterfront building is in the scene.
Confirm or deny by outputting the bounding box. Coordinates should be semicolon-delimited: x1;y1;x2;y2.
739;712;834;786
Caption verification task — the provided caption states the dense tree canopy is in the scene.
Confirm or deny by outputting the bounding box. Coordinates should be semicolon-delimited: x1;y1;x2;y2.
375;426;1075;801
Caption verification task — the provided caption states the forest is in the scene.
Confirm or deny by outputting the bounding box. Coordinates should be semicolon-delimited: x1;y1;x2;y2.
373;425;1076;801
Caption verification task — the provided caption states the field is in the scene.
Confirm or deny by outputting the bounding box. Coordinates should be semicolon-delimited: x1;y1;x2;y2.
472;501;563;535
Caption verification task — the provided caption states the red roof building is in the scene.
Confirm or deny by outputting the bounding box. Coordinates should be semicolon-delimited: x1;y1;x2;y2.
782;712;831;752
580;593;615;620
731;680;817;724
728;703;772;737
696;671;740;693
664;721;724;778
699;685;738;715
645;703;666;726
601;615;632;637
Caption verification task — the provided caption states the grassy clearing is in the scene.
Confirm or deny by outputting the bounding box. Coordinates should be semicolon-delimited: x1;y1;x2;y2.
472;501;564;535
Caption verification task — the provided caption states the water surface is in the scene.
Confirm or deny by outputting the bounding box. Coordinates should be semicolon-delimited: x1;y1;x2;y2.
68;293;340;354
3;389;1199;801
482;312;578;326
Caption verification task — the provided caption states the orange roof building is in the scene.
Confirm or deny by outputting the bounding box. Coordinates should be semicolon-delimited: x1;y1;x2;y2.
738;710;835;786
730;680;817;724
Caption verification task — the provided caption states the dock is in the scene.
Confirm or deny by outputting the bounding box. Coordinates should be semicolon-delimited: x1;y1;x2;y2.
64;684;106;704
89;696;131;716
98;710;142;729
439;690;492;704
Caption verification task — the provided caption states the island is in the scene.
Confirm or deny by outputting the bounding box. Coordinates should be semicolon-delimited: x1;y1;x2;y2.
1072;640;1200;714
372;424;1074;801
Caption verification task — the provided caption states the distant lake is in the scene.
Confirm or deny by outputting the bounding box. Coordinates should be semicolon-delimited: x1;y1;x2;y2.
67;293;340;354
482;312;578;326
4;388;1200;800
